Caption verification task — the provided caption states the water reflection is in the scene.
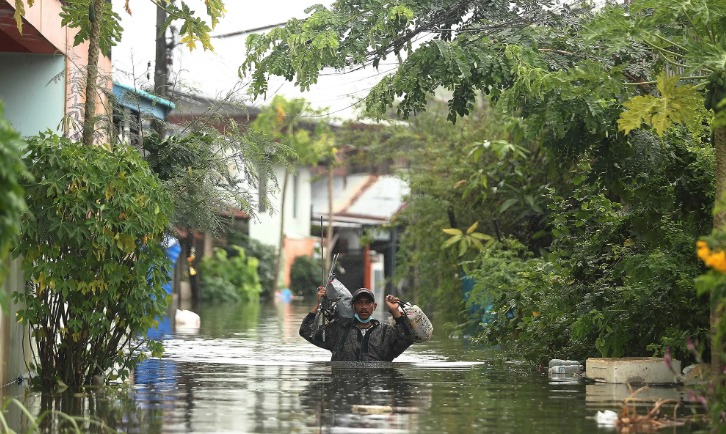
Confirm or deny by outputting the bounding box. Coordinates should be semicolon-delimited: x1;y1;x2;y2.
299;364;430;432
1;301;704;433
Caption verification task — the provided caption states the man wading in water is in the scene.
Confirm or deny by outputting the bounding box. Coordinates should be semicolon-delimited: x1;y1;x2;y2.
299;287;414;361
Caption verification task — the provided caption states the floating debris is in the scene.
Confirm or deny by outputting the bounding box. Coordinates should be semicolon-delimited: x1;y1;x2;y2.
595;409;618;426
614;386;686;433
351;404;393;414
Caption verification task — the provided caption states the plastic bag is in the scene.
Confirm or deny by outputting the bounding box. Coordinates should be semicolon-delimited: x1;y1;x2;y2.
325;278;354;319
390;302;433;343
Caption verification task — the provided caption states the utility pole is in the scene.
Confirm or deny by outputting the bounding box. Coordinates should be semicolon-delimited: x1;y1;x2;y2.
153;2;173;137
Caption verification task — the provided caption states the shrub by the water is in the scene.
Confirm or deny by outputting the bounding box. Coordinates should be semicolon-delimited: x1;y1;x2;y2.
289;255;320;297
16;133;173;390
199;246;261;302
224;229;276;295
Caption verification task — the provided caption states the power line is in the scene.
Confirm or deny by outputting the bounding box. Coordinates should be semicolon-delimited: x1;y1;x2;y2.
212;22;289;39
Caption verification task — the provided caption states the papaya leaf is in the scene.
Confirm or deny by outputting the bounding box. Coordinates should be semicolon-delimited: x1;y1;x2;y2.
618;73;704;137
14;0;26;33
458;238;468;257
498;198;519;213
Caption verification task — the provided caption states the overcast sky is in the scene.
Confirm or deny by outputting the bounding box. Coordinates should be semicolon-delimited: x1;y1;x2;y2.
112;0;391;120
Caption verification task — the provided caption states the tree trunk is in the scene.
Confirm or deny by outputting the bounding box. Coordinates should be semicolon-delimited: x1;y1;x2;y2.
82;0;103;147
272;168;289;296
713;124;726;379
326;162;334;273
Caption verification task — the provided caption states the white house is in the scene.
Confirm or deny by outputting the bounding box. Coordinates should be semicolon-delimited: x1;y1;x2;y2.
250;165;315;288
311;171;409;301
165;91;317;289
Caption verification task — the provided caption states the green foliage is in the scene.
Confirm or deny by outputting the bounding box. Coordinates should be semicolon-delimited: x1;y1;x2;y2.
59;0;122;57
589;0;726;76
225;229;277;295
441;222;493;258
0;103;29;297
365;98;552;312
167;0;220;51
14;133;173;390
241;0;563;120
15;0;226;52
199;247;261;303
143;125;285;235
198;275;240;303
250;95;334;165
619;73;707;136
469;138;712;365
465;239;575;364
289;255;320;297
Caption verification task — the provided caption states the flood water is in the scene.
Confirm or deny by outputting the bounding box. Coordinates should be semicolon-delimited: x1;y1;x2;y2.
2;301;703;433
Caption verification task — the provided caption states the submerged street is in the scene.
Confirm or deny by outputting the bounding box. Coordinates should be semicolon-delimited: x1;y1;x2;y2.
2;301;700;433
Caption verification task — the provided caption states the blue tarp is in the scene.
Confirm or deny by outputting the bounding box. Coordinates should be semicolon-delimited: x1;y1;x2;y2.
147;236;181;340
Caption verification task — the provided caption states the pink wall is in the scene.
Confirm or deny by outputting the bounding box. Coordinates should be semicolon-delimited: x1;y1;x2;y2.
283;238;317;287
2;0;113;138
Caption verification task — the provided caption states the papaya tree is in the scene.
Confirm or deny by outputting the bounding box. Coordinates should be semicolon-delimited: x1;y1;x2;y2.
584;0;726;422
13;0;226;146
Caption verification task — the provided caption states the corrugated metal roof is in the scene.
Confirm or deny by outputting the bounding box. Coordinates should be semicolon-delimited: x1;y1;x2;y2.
346;176;409;219
311;174;408;226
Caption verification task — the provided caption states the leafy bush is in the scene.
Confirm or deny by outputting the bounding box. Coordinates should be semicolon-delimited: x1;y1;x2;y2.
199;246;261;302
289;255;320;297
225;229;276;295
470;160;711;365
465;238;576;365
198;276;241;303
15;133;172;390
0;103;29;295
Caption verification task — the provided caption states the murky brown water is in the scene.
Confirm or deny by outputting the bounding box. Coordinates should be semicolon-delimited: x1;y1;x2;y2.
1;301;704;433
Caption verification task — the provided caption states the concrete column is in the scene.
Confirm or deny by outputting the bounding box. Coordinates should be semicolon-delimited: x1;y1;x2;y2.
0;259;31;387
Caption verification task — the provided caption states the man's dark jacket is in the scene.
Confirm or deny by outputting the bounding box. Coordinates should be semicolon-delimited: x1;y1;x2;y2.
299;313;414;361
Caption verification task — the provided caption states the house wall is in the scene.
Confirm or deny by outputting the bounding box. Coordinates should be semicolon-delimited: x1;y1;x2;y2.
282;237;316;288
1;0;113;139
0;52;65;135
250;166;314;286
250;166;313;248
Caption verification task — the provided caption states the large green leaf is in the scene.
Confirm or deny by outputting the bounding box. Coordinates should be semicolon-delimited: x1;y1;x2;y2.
618;73;704;136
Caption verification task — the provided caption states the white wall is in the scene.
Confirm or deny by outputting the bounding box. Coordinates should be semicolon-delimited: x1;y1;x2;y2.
0;53;66;136
249;166;312;249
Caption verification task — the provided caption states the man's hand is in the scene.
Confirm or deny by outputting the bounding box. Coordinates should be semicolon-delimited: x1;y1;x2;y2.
311;286;326;313
385;295;403;318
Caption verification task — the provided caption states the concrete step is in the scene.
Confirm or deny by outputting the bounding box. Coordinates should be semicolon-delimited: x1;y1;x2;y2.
586;357;680;385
